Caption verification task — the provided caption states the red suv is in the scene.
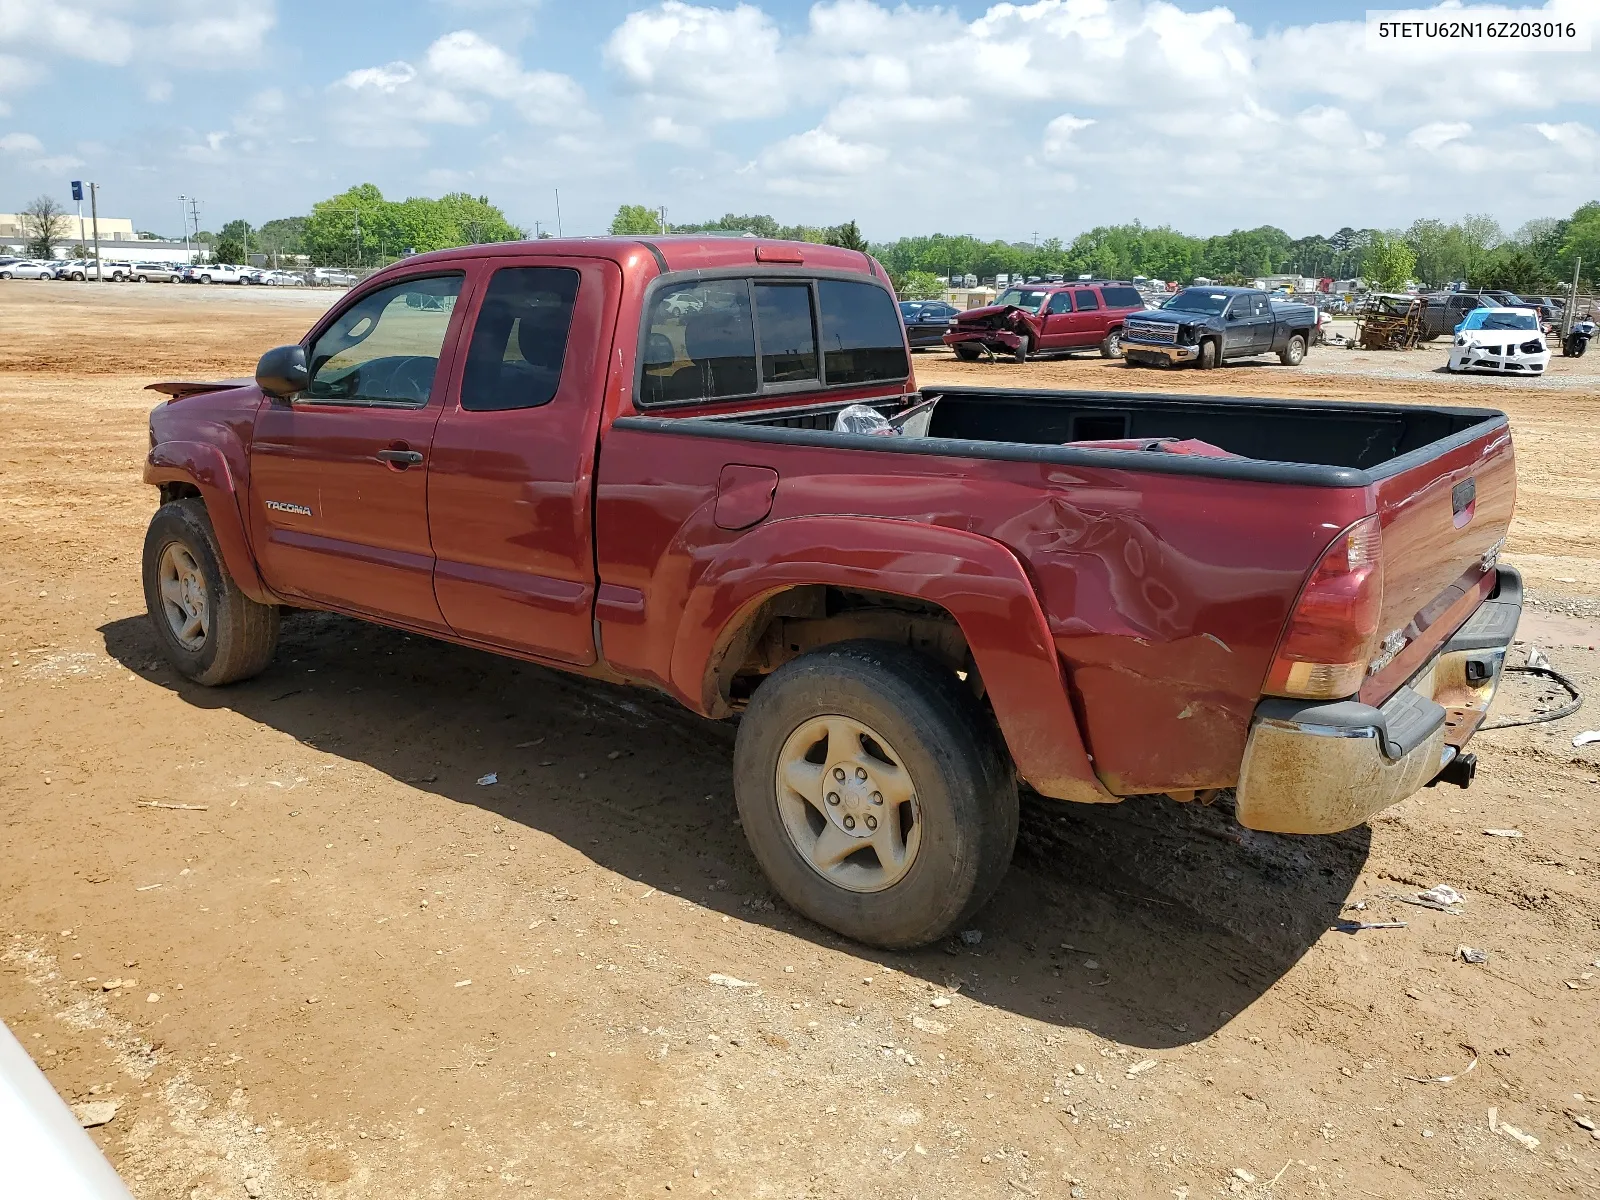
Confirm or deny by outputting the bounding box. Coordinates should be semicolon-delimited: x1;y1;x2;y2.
944;281;1145;362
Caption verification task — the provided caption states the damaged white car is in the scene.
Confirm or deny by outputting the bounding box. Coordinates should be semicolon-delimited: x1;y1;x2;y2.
1446;307;1550;375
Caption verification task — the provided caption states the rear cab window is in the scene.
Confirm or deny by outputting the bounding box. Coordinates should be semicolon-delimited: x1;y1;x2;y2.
639;274;907;407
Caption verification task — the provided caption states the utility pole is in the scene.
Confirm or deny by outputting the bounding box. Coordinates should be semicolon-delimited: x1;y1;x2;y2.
555;189;563;238
1563;256;1583;340
90;182;101;281
658;206;668;235
178;195;191;263
533;220;543;239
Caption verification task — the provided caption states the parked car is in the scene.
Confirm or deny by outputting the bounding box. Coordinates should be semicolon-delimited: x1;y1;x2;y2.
40;259;71;279
185;263;245;284
139;235;1519;949
899;300;961;349
1446;307;1551;375
1120;286;1318;368
131;262;182;283
1418;291;1496;340
0;259;53;279
98;260;136;281
307;267;358;287
258;270;300;286
943;281;1146;361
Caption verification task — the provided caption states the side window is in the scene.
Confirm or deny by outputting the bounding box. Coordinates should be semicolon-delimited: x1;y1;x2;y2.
817;279;909;384
1227;295;1253;318
1100;285;1142;308
1250;294;1268;317
640;280;758;405
1046;292;1074;315
754;282;818;384
306;275;462;406
459;267;580;412
1073;289;1100;311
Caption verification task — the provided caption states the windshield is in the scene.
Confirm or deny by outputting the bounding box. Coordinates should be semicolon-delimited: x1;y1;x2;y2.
1460;310;1538;331
1161;288;1232;315
997;288;1049;313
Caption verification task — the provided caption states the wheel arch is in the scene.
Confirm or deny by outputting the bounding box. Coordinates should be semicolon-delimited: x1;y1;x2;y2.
671;515;1116;804
144;440;272;603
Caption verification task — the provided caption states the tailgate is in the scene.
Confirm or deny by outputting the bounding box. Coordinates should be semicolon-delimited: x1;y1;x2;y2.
1360;419;1515;705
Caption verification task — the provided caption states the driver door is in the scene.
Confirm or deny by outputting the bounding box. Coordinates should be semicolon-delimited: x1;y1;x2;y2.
1223;294;1267;356
248;272;470;630
1038;291;1076;348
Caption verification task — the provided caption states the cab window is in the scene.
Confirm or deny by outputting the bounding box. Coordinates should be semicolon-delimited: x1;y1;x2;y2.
306;275;462;407
459;267;580;412
640;280;759;405
1046;292;1074;315
817;279;908;385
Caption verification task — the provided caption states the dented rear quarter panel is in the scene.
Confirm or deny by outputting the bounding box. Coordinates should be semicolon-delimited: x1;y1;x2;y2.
595;425;1371;797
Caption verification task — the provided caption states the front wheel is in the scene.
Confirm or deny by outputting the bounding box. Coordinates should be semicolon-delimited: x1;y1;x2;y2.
953;344;981;362
1279;333;1306;366
1013;335;1030;364
1197;338;1219;370
1100;329;1121;358
733;641;1018;949
0;272;11;280
142;498;280;685
1569;337;1589;359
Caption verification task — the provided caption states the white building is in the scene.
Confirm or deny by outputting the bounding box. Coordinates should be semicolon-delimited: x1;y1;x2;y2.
0;212;196;264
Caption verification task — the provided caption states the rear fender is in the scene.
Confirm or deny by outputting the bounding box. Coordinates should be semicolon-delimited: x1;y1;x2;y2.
671;516;1116;804
144;441;272;603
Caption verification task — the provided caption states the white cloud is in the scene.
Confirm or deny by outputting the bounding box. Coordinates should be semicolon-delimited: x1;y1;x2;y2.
605;2;785;119
1408;121;1473;151
1041;114;1095;162
758;128;886;176
425;30;587;125
1;129;83;173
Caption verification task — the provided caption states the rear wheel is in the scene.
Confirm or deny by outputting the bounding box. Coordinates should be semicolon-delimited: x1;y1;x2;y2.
1197;338;1219;370
142;498;280;686
953;344;980;362
733;641;1018;949
1100;329;1122;358
1279;333;1306;366
0;272;11;280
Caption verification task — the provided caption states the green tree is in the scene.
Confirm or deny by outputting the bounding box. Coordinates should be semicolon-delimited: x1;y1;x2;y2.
1361;232;1417;291
258;216;307;262
1559;201;1600;286
898;270;943;299
21;195;71;259
610;204;665;235
1468;247;1549;293
824;219;867;253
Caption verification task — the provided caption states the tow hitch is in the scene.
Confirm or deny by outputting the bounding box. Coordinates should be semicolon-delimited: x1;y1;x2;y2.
1427;751;1477;789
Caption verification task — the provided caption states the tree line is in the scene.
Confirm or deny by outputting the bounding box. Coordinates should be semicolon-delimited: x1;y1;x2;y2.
610;201;1599;295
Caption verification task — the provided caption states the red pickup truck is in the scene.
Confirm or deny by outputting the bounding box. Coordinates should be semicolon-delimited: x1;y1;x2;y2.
944;280;1146;362
142;236;1520;949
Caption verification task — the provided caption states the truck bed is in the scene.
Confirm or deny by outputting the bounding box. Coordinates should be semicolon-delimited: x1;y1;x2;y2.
599;385;1514;796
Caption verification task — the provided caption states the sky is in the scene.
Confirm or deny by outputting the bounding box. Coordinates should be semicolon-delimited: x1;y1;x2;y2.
1;0;1596;243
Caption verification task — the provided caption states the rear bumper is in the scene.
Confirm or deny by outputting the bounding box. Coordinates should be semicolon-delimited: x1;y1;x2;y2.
1234;567;1521;835
1122;342;1199;363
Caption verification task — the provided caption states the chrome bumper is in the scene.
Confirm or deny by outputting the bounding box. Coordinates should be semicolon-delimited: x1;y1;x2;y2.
1122;342;1198;362
1235;567;1521;835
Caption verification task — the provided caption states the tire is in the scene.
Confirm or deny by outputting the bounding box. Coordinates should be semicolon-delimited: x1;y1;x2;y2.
1197;338;1219;370
1013;335;1030;364
142;498;280;686
1279;333;1306;366
137;275;148;283
200;274;212;284
1571;338;1589;359
953;344;981;362
733;640;1018;949
0;272;11;280
1100;329;1122;358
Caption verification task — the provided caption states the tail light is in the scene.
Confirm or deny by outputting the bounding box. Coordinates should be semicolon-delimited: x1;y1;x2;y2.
1263;516;1384;700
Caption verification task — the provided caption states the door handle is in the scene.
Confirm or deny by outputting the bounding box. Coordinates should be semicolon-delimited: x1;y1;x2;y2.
377;448;424;468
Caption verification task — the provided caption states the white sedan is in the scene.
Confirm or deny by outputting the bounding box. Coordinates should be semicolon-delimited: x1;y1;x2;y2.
0;260;54;279
1446;307;1550;376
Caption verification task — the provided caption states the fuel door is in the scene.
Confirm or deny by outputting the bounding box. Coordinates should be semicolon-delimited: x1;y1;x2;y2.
714;464;779;531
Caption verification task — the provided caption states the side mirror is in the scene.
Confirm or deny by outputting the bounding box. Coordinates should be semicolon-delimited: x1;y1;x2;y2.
256;344;309;398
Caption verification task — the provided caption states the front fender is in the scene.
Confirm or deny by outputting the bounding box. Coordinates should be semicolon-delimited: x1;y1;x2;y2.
671;516;1116;805
144;441;272;603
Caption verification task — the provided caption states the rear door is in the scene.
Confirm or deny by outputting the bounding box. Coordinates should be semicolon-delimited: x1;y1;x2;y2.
248;272;469;630
1066;289;1103;346
426;257;620;665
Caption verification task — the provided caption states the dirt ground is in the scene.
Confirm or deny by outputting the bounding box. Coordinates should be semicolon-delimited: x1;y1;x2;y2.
3;282;1599;1200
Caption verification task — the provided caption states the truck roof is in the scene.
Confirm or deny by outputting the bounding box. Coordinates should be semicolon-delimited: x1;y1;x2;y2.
382;236;883;279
